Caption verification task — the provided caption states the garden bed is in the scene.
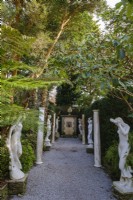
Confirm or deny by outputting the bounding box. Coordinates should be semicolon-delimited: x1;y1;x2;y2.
0;181;8;200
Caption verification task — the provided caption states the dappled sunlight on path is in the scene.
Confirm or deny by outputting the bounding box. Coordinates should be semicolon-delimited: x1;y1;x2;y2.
12;138;116;200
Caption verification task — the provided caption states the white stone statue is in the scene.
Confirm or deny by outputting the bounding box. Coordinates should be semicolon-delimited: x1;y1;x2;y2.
55;117;59;133
44;115;52;147
6;120;25;180
78;118;82;136
87;117;94;148
55;116;60;138
110;117;133;192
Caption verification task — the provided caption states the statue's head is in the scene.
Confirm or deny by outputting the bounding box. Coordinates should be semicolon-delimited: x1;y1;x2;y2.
110;117;124;125
88;117;92;122
48;115;52;119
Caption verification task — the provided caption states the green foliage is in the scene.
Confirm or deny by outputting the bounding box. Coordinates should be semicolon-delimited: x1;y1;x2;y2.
127;132;133;168
56;82;81;106
84;94;133;158
104;142;119;180
0;138;10;179
85;95;133;179
104;132;133;180
20;139;35;173
22;110;39;133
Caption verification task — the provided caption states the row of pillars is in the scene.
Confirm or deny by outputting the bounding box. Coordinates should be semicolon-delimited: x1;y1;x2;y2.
81;110;101;168
36;107;101;168
36;108;57;165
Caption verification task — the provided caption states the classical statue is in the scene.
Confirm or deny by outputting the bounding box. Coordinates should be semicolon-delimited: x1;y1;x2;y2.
87;117;93;148
55;116;59;134
55;116;60;138
6;120;25;180
45;115;52;146
78;118;82;136
110;117;133;189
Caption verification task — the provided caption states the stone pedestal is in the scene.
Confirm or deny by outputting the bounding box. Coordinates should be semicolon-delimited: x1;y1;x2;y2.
82;114;85;144
113;180;133;200
36;107;45;165
51;113;56;144
55;132;60;139
44;145;51;151
0;182;8;200
78;134;82;140
7;174;28;196
86;144;94;153
93;110;101;167
44;140;51;149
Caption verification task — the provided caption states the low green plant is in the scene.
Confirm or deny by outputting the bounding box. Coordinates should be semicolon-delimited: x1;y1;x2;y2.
20;139;35;173
23;133;37;153
127;132;133;168
104;142;120;180
0;138;10;179
104;132;133;180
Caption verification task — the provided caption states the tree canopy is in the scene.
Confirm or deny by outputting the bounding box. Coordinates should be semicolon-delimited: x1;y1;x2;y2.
1;0;133;131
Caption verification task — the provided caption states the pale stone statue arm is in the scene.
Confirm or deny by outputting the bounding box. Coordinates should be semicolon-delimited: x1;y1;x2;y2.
118;123;130;135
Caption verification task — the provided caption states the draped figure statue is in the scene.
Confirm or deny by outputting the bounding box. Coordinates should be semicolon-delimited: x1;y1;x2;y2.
110;117;133;190
6;121;25;180
78;118;82;136
87;117;93;148
44;115;52;147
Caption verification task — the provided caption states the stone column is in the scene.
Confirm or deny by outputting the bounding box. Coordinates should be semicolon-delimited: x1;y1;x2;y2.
51;113;56;143
36;107;45;164
82;114;85;144
93;110;101;167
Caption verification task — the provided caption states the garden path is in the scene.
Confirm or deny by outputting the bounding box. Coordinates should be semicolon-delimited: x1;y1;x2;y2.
12;138;116;200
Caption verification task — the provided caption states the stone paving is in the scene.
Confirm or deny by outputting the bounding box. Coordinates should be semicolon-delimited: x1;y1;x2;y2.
12;138;116;200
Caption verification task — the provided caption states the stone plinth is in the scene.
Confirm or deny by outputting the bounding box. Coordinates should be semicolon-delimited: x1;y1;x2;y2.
7;174;28;196
113;181;133;200
86;145;94;154
0;182;8;200
44;145;51;151
55;132;60;139
78;133;82;140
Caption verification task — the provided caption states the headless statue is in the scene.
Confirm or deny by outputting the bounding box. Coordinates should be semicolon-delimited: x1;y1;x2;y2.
45;115;52;146
55;116;59;133
6;121;25;180
78;118;82;136
87;117;93;148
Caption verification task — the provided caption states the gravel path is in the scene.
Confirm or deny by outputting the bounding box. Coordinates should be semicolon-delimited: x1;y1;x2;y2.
12;138;116;200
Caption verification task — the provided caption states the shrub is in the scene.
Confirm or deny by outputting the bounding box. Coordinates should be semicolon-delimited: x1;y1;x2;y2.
23;133;37;153
83;94;133;179
104;132;133;180
127;132;133;168
104;142;119;180
84;95;133;158
20;139;35;173
0;138;10;179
